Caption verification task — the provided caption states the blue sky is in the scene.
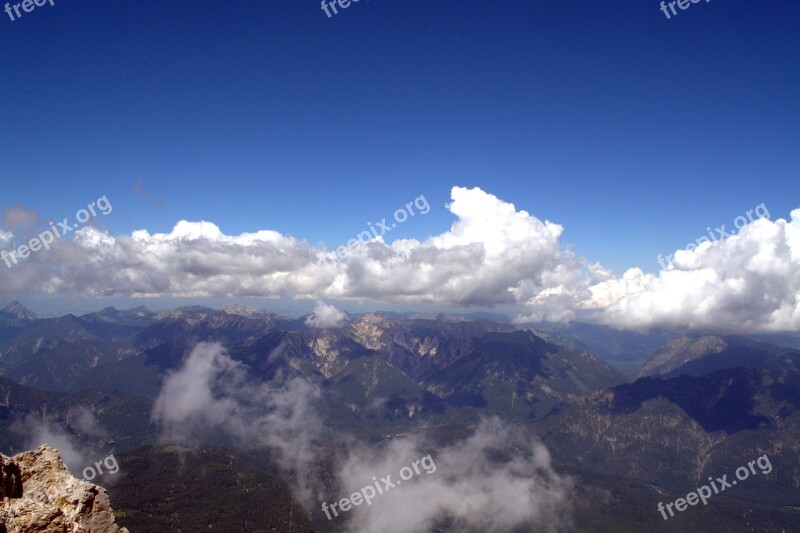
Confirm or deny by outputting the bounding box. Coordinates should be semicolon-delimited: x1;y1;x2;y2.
1;0;799;326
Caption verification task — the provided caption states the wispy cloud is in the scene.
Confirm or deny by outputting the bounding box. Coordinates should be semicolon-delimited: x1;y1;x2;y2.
133;178;165;207
150;342;323;503
337;417;574;533
10;407;116;484
150;343;575;532
1;204;39;229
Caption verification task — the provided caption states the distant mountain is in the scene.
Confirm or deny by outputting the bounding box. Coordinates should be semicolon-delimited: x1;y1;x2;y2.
320;355;449;432
130;306;274;352
747;331;800;350
423;330;627;419
0;307;146;390
637;334;785;378
80;306;158;329
0;308;632;424
215;304;314;330
0;300;36;325
0;304;798;531
0;314;130;372
347;313;521;379
59;309;283;397
534;364;800;505
235;318;626;425
246;327;369;379
215;304;272;319
2;338;125;391
531;320;680;379
0;377;156;454
400;311;512;323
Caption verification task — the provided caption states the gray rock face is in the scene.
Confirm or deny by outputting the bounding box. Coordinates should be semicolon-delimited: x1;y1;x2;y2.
0;444;128;533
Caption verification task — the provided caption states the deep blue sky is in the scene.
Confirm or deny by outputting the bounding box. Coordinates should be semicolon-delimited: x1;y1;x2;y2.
2;0;798;276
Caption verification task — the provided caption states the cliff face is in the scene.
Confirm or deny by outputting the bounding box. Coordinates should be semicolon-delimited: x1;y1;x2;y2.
0;445;128;533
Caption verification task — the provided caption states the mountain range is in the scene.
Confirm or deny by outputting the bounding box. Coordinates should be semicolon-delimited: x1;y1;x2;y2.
0;300;798;532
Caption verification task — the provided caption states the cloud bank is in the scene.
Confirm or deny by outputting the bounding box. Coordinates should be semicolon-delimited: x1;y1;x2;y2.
2;187;798;333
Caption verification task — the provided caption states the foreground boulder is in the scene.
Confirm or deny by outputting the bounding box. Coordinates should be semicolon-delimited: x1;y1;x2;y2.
0;444;128;533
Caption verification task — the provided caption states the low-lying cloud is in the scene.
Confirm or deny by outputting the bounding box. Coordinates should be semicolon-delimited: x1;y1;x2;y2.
151;342;324;502
337;417;573;533
305;300;347;328
2;187;798;333
11;406;115;483
151;342;574;531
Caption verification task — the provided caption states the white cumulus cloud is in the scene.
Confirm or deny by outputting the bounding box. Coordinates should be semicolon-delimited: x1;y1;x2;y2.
2;187;799;333
589;210;800;332
305;300;347;328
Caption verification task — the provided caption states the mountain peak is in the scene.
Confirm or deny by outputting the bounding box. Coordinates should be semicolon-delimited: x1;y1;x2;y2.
638;334;728;378
0;300;36;324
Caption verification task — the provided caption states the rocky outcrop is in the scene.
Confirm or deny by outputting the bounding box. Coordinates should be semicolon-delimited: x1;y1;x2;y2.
0;444;128;533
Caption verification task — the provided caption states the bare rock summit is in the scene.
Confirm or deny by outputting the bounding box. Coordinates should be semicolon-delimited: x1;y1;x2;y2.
0;444;128;533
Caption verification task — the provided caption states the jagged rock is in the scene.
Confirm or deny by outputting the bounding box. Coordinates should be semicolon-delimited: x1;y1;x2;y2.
0;444;128;533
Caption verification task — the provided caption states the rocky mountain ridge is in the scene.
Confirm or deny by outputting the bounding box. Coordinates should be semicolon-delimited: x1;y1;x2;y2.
0;444;127;532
